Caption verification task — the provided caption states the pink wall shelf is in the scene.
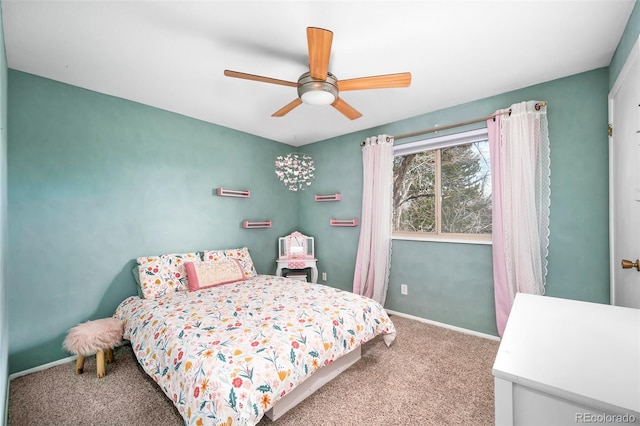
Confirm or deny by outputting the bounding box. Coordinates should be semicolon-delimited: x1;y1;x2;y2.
314;193;342;202
217;188;250;198
242;220;272;229
330;218;359;227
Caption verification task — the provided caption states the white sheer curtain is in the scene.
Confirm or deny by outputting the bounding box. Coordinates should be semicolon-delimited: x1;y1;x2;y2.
488;100;550;336
353;135;394;305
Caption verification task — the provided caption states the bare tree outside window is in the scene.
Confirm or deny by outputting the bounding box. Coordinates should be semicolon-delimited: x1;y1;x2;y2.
393;151;436;232
393;135;491;238
441;142;492;234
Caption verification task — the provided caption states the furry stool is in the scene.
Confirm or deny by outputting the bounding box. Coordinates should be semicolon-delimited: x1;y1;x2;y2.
63;317;124;378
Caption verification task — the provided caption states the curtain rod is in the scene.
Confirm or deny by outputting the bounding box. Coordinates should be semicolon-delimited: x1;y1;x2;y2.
360;101;547;146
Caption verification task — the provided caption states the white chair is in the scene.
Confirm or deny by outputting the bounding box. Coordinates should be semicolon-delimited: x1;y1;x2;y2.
275;231;318;283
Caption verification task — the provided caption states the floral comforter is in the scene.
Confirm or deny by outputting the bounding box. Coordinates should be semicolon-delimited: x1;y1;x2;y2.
114;274;396;425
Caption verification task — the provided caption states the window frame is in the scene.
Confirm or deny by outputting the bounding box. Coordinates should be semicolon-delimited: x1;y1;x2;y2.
391;127;492;245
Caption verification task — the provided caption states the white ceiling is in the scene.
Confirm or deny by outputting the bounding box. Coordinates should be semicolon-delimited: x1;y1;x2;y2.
1;1;635;146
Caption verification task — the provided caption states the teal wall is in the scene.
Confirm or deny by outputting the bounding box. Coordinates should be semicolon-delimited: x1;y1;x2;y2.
2;69;617;371
0;5;8;423
610;1;640;88
7;71;298;373
6;1;639;376
301;68;611;336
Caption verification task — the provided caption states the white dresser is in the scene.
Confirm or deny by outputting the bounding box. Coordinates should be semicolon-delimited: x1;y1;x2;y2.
493;294;640;425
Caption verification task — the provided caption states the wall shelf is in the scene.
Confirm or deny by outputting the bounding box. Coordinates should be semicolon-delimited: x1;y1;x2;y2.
242;220;271;229
217;188;250;198
315;193;341;202
330;218;359;227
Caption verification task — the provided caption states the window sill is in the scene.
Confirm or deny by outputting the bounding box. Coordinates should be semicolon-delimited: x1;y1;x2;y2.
391;233;492;245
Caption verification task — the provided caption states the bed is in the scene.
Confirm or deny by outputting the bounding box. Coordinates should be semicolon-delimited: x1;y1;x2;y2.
115;252;396;426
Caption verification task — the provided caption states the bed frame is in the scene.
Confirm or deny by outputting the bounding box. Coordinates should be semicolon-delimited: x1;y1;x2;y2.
264;345;362;421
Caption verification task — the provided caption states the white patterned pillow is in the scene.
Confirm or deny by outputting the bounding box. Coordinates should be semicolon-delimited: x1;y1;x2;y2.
185;258;246;290
136;252;199;299
203;247;257;278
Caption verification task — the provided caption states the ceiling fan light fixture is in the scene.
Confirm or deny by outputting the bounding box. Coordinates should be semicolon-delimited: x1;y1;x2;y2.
297;72;338;106
300;90;336;106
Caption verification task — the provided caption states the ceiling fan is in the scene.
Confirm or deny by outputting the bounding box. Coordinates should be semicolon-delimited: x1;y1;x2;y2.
223;27;412;120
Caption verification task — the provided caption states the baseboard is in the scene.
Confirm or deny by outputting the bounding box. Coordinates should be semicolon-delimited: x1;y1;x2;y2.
385;309;500;341
8;340;130;381
8;355;77;381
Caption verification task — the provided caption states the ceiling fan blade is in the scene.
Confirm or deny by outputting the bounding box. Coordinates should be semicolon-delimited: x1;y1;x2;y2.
307;27;333;80
337;72;412;92
224;70;298;87
332;97;362;120
272;98;303;117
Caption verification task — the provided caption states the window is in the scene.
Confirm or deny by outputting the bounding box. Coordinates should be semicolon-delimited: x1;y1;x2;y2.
392;128;492;242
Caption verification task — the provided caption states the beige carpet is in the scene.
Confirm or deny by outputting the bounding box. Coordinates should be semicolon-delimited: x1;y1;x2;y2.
8;315;499;425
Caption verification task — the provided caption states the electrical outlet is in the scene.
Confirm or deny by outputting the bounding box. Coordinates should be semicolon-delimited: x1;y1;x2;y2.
322;272;327;281
401;284;408;295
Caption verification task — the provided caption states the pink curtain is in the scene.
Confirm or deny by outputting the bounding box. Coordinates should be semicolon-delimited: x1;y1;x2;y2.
487;115;511;336
488;101;550;336
353;135;394;305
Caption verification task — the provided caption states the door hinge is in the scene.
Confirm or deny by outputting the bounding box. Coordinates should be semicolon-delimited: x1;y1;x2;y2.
608;124;613;137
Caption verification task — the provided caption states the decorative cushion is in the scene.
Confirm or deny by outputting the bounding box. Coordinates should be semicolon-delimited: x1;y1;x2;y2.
185;258;246;291
203;247;257;278
136;252;199;299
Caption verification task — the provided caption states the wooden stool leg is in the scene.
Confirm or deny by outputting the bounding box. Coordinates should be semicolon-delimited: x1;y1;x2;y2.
75;354;85;375
106;348;114;363
96;350;106;378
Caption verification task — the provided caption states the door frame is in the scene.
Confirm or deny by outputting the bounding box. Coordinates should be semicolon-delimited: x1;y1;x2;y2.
607;35;640;306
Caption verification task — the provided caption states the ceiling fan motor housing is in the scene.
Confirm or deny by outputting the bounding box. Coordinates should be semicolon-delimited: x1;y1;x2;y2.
297;72;338;105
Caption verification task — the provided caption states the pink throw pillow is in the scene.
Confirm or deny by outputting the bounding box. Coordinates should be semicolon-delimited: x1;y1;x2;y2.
202;247;257;278
185;258;246;291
